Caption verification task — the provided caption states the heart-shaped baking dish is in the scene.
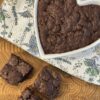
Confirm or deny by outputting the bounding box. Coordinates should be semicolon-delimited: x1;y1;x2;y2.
34;0;100;59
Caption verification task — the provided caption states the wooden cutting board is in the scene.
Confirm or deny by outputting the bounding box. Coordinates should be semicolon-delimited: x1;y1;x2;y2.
0;37;100;100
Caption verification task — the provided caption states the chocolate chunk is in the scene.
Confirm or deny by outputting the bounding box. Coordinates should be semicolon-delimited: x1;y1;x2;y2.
38;0;100;54
0;54;33;85
8;54;19;66
17;62;32;77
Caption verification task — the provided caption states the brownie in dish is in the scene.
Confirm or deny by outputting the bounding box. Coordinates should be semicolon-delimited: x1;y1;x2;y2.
0;54;33;85
38;0;100;54
34;67;61;99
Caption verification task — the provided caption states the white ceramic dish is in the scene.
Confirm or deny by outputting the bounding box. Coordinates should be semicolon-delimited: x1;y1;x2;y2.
77;0;100;6
34;0;100;59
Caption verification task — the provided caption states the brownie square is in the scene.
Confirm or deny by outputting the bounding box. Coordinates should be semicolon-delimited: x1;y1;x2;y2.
34;67;61;99
0;54;33;85
19;88;43;100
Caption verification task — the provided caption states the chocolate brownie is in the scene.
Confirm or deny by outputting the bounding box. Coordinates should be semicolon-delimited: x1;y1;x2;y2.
38;0;100;54
19;67;61;100
34;67;61;99
19;88;43;100
0;54;33;85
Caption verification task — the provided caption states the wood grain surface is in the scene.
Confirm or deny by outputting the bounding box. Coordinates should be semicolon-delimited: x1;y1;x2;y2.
0;0;100;100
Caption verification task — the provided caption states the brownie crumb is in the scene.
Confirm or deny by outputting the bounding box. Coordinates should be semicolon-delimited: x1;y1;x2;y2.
19;88;42;100
38;0;100;54
0;54;33;85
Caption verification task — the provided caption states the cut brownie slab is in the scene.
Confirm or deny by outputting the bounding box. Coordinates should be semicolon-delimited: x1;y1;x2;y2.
34;67;61;99
0;54;33;85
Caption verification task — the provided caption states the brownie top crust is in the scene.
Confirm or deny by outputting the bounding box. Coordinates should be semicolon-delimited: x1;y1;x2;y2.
38;0;100;54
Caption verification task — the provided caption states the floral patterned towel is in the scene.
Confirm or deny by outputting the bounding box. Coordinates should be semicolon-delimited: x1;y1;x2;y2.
0;0;100;85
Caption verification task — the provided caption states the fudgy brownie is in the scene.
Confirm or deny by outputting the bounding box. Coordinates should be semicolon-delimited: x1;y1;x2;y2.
0;54;33;85
34;67;61;99
38;0;100;54
19;67;61;100
19;88;43;100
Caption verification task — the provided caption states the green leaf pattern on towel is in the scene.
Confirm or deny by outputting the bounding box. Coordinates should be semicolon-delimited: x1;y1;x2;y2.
0;10;5;22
